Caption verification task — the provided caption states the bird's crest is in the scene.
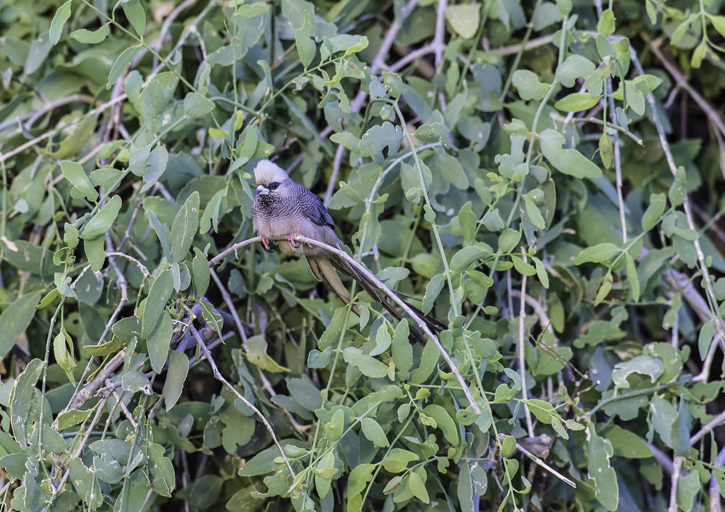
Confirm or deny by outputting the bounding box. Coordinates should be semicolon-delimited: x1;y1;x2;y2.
254;160;289;186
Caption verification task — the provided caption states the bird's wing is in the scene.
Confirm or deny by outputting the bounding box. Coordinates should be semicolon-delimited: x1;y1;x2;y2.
296;183;335;228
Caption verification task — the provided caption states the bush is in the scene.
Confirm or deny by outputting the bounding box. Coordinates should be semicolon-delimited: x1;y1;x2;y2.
0;0;724;510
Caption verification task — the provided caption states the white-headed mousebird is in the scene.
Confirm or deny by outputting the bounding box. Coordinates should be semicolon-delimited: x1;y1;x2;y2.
251;159;445;342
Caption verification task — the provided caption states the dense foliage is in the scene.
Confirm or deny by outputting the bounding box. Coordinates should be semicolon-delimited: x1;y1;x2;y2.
1;0;724;510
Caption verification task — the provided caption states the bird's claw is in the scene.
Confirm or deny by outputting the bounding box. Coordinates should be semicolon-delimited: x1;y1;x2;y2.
261;236;271;251
288;233;299;248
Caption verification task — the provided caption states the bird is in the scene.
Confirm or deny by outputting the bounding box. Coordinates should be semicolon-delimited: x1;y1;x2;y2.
250;159;445;341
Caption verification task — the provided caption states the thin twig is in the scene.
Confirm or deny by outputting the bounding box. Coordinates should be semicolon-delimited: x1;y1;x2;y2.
44;392;111;510
208;236;262;266
518;249;534;437
669;456;684;512
646;36;725;139
294;235;481;415
690;408;725;445
191;326;297;477
349;0;419;112
710;446;725;512
516;443;576;488
632;51;725;381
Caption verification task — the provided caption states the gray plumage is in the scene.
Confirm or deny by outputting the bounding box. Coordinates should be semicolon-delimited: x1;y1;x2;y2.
251;159;444;340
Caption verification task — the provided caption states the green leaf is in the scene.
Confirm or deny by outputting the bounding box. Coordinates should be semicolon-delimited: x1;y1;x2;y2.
597;9;616;36
320;34;368;61
512;256;536;276
668;167;687;207
141;270;174;338
140;146;168;193
711;15;725;38
436;148;468;190
170;192;200;264
595;271;613;305
523;197;546;229
71;24;110;44
347;464;376;508
142;82;165;135
321;410;343;444
382;448;419;473
10;359;44;447
247;336;291;373
523;399;556;424
625;254;640;302
295;11;316;70
61;161;99;202
57;408;94;430
512;70;549;101
599;132;613;169
574;242;620;265
84;236;106;271
0;292;42;360
422;404;459;445
587;422;618;511
201;301;223;339
107;45;138;90
289;377;322;411
533;2;563;30
458;202;477;243
148;311;172;373
422;274;445;314
554;93;599;113
391;321;413;377
146;210;172;261
450;244;492;271
80;195;122;240
184;92;214;118
360;418;389;447
343;347;389;379
162;351;188;411
457;462;474;512
122;0;146;37
69;458;103;510
50;0;72;45
369;324;392;357
676;472;699;511
407;471;430;504
612;355;664;389
444;4;481;39
603;425;653;458
238;2;269;17
192;249;210;297
540;129;603;179
359;122;402;158
556;55;596;87
498;228;520;254
596;33;616;59
625;81;645;116
698;320;714;360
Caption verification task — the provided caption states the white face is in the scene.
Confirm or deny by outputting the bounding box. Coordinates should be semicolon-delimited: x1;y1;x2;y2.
254;160;292;198
254;160;289;187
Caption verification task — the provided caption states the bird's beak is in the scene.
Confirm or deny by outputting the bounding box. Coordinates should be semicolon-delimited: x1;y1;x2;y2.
256;185;269;196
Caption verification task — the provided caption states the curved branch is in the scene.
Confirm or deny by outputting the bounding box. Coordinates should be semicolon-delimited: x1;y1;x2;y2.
293;235;481;415
209;235;482;415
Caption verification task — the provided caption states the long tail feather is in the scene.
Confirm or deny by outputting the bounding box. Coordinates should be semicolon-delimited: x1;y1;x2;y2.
329;256;443;344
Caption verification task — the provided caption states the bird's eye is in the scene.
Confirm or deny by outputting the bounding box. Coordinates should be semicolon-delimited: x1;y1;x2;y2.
269;182;279;190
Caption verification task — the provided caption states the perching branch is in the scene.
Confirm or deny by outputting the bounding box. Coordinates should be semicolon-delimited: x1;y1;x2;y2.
212;235;482;416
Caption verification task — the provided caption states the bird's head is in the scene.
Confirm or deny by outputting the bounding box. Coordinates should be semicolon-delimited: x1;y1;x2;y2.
253;160;291;197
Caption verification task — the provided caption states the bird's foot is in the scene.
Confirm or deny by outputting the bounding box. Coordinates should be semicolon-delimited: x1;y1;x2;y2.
288;233;300;248
261;236;271;250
